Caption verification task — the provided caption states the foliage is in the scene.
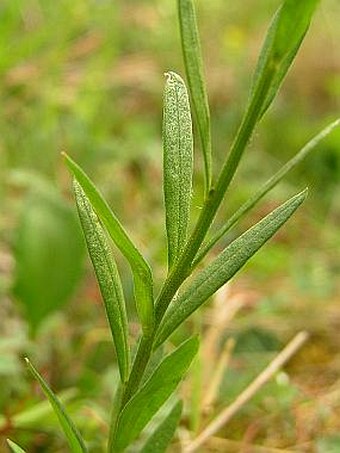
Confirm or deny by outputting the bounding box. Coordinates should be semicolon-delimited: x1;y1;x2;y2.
3;0;339;451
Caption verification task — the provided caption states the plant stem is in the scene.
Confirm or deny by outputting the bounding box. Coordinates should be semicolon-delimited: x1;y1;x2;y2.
155;66;274;322
111;66;275;448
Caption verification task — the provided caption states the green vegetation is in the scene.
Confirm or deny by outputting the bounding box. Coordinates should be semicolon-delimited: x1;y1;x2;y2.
1;0;339;452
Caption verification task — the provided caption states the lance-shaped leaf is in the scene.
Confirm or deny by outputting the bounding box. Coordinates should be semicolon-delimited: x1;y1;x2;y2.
25;358;87;453
63;153;154;336
155;190;307;347
251;0;320;119
7;440;27;453
163;72;193;269
178;0;212;190
112;336;198;451
194;119;340;265
73;180;130;382
140;400;183;453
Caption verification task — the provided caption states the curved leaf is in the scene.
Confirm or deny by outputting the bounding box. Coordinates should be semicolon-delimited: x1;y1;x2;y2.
113;336;199;451
195;119;340;264
25;358;87;453
251;0;320;119
7;440;27;453
178;0;212;190
140;400;183;453
63;153;154;336
155;190;307;347
163;72;193;269
74;180;130;382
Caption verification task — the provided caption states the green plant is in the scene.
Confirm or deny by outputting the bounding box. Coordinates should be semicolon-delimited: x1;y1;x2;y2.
8;0;339;451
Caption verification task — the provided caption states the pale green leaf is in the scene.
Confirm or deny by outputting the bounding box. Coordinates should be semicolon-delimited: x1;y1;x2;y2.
155;190;307;347
63;153;154;336
113;336;199;451
25;358;87;453
73;180;130;382
140;400;183;453
7;440;27;453
195;119;340;265
251;0;320;118
163;72;193;269
13;186;84;333
178;0;212;190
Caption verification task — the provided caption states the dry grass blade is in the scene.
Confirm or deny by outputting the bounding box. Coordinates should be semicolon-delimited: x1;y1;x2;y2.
184;331;309;453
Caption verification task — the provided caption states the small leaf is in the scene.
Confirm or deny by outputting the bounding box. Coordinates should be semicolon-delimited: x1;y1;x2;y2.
140;400;183;453
113;336;199;451
73;180;130;382
251;0;319;118
163;72;193;269
195;119;340;265
178;0;212;191
7;440;27;453
155;190;307;347
63;153;154;336
25;358;87;453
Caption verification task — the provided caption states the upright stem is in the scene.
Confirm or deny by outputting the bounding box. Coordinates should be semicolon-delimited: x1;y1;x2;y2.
110;66;275;451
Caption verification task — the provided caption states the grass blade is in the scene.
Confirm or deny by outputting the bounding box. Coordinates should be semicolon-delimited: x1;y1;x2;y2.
25;358;87;453
7;440;27;453
178;0;212;191
163;72;193;269
140;400;183;453
73;180;130;382
63;153;154;336
251;0;320;119
195;119;340;265
155;190;307;347
112;336;199;451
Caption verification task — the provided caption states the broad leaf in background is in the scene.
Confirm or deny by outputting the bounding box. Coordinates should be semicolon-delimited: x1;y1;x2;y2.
25;358;87;453
178;0;212;191
155;190;307;347
64;153;154;336
251;0;320;119
140;400;183;453
113;336;198;451
7;440;27;453
163;72;193;269
13;183;84;333
74;180;130;382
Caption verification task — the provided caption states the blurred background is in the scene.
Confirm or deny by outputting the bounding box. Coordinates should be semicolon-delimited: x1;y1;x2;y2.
0;0;339;451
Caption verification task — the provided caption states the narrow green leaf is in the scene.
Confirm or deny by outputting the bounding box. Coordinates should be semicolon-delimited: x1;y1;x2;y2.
25;358;87;453
178;0;212;191
163;72;193;269
251;0;319;118
7;440;27;453
113;336;199;451
140;400;183;453
73;180;130;382
63;153;154;336
155;190;307;347
195;119;340;265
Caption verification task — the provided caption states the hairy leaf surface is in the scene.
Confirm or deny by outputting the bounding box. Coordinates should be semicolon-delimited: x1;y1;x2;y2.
64;153;154;335
163;72;193;269
113;337;198;451
74;180;130;382
155;190;307;346
140;400;183;453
